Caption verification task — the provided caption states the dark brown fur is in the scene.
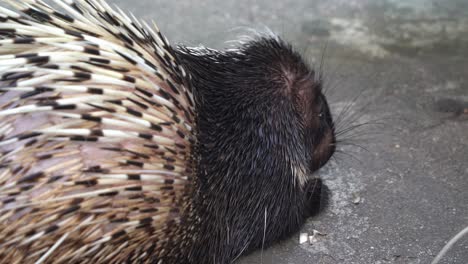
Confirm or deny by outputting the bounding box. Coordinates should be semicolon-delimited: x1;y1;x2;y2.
173;37;335;263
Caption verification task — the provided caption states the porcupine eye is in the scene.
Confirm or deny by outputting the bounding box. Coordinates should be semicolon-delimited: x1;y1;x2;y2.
307;92;335;172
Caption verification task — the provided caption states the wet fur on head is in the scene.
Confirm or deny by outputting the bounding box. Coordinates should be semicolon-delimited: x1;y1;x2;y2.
175;36;335;263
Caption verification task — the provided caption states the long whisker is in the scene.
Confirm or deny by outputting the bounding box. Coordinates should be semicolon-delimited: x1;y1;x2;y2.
318;39;329;91
333;87;367;130
261;207;267;264
334;141;371;153
334;149;365;166
230;242;249;263
335;120;385;137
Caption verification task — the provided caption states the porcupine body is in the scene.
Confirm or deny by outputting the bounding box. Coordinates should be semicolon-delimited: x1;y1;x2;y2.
0;0;336;263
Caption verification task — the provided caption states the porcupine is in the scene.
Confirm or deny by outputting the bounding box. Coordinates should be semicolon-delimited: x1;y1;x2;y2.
0;0;336;263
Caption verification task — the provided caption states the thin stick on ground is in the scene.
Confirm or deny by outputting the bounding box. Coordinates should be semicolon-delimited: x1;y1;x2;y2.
431;226;468;264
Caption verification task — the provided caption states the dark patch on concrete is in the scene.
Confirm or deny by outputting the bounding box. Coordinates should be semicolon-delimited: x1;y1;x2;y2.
434;98;468;116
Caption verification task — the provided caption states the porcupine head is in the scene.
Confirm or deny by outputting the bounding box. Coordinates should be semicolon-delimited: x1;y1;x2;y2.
175;36;336;263
0;1;335;263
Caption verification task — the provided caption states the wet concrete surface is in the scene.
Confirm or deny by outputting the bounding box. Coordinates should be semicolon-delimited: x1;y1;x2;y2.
109;0;468;263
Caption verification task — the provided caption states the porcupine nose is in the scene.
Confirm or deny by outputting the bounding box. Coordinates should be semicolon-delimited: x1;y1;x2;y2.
310;127;335;171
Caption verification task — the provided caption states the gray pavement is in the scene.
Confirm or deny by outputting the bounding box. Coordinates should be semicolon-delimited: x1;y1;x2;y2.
108;0;468;263
4;0;465;263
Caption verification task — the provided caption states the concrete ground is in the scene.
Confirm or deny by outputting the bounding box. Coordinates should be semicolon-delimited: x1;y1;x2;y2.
4;0;463;263
108;0;468;263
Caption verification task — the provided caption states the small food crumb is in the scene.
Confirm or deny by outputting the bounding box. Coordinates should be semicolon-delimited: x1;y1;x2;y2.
308;230;327;244
395;144;400;148
352;193;361;204
309;235;318;244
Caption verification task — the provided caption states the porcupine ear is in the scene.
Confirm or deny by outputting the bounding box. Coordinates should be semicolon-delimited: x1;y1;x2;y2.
0;0;195;262
279;51;322;134
246;37;322;129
